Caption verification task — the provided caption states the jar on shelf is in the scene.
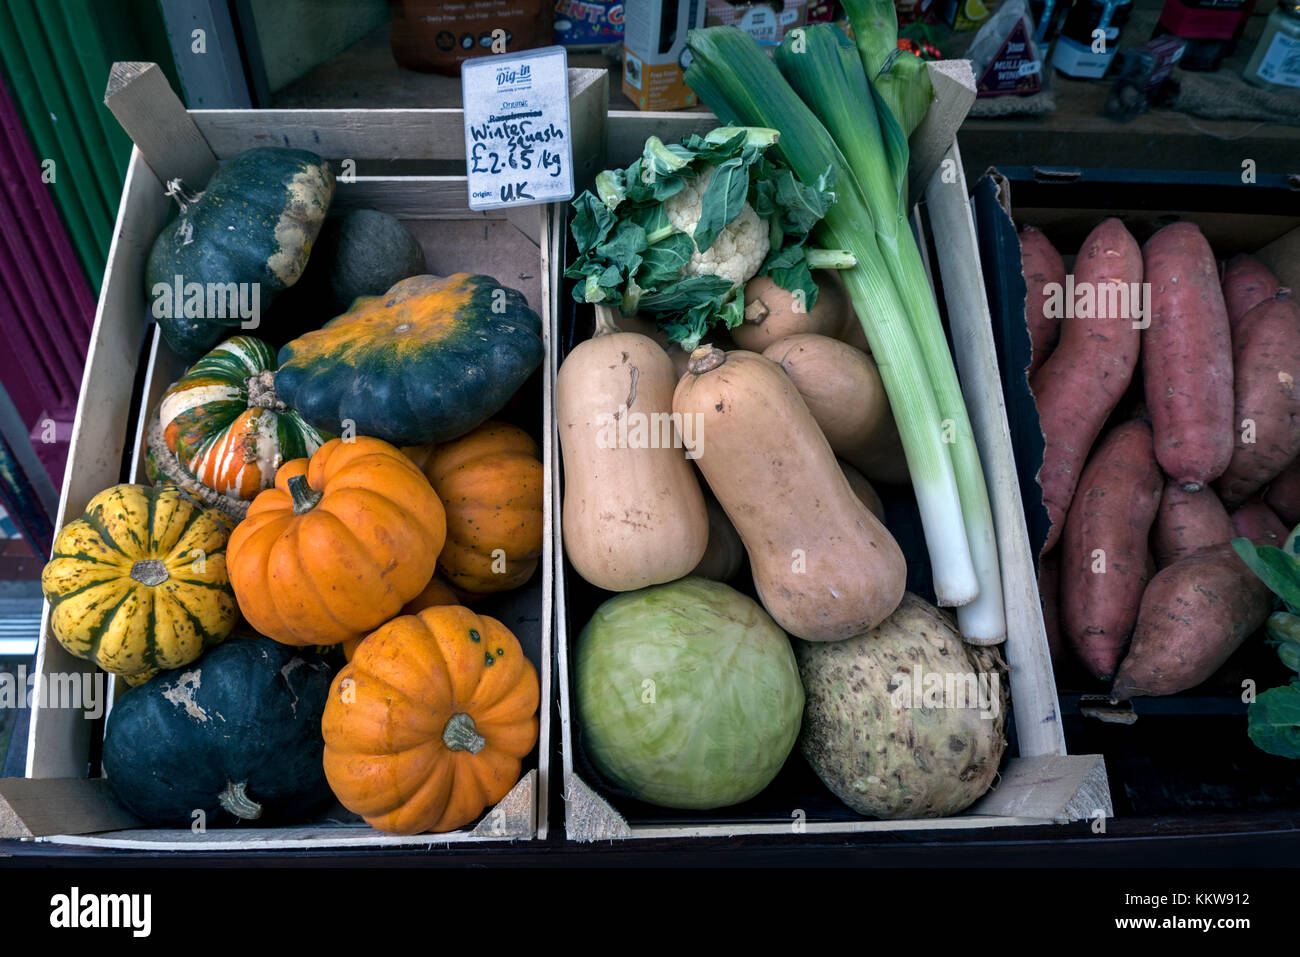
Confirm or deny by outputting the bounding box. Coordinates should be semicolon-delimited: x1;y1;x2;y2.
1243;0;1300;88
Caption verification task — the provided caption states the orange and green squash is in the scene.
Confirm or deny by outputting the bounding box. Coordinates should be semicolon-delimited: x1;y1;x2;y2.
274;273;544;446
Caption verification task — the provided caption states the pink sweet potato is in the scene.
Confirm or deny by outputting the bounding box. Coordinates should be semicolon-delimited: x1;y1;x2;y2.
1111;543;1273;699
1141;222;1234;490
1151;481;1233;569
1061;420;1163;681
1230;500;1290;546
1214;294;1300;506
1020;225;1067;379
1032;218;1144;553
1264;455;1300;526
1222;255;1281;329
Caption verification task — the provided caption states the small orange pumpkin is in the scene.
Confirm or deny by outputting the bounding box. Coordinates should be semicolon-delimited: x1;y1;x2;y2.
406;421;543;594
341;574;460;662
322;605;539;833
227;436;446;646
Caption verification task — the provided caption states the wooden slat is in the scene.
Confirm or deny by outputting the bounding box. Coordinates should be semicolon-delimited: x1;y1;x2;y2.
0;777;141;838
190;67;610;163
329;176;489;220
26;148;169;779
908;59;976;205
608;111;717;167
970;754;1112;823
104;61;219;188
925;138;1067;758
1257;224;1300;293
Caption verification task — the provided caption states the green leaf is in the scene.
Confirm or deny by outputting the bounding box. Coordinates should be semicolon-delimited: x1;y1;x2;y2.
637;232;695;290
638;275;734;313
571;192;615;252
596;169;627;210
1247;681;1300;759
761;245;818;308
596;220;647;270
692;158;750;253
1231;538;1300;610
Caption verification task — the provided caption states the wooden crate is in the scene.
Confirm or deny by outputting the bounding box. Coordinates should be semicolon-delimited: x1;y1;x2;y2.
552;62;1112;840
1;62;608;849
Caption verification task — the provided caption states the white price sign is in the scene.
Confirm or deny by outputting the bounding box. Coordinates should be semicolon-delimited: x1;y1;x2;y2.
461;46;575;211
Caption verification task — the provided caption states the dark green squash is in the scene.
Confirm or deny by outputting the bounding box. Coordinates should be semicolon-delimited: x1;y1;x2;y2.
145;147;335;360
275;273;544;445
264;208;428;346
102;636;334;827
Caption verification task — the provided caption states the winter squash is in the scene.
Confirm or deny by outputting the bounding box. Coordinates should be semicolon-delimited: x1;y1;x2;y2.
147;336;327;513
274;273;544;446
102;636;334;826
40;485;238;681
226;437;446;647
145;147;335;360
406;421;543;593
322;605;540;833
265;208;429;346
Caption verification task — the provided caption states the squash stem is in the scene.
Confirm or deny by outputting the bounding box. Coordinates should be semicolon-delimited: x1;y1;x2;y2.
129;559;169;587
592;304;622;338
245;370;286;411
687;345;725;375
287;475;323;515
218;781;263;820
164;178;203;212
442;712;486;754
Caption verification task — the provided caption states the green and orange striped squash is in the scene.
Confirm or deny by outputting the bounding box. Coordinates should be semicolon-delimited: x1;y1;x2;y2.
40;484;239;684
148;336;326;513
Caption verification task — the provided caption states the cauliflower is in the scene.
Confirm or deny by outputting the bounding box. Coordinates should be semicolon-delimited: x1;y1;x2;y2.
663;165;770;289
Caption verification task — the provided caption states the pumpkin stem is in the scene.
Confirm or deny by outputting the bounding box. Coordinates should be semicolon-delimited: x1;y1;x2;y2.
592;304;622;338
218;781;263;821
245;369;286;411
441;712;486;754
164;178;203;212
687;345;726;375
129;559;169;586
287;475;323;515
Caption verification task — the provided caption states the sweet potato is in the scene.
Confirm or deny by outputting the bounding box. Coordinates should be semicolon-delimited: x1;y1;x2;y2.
1222;255;1280;329
1230;500;1290;547
1141;222;1235;490
1214;294;1300;506
1020;225;1067;379
1264;456;1300;526
1151;481;1233;568
1061;420;1163;681
1032;218;1144;552
1111;543;1273;699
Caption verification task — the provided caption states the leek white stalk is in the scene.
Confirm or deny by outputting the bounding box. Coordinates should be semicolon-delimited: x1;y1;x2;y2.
686;28;979;607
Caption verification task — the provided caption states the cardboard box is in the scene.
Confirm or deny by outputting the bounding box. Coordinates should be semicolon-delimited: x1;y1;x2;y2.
621;0;707;110
705;0;808;45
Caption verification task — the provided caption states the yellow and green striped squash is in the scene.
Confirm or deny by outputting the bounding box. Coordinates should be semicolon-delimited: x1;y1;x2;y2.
155;335;326;500
40;484;239;681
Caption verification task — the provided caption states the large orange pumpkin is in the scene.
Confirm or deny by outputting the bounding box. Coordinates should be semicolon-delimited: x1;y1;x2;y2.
227;437;446;646
406;421;543;594
322;605;539;833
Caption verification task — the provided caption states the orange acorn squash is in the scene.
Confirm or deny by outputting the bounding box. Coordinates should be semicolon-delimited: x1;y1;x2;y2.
321;605;540;833
406;421;543;594
226;436;446;646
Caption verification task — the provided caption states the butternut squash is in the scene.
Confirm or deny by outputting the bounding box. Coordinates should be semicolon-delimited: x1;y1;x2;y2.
558;311;709;591
673;346;907;641
839;460;884;522
691;494;747;583
762;333;908;485
732;272;850;352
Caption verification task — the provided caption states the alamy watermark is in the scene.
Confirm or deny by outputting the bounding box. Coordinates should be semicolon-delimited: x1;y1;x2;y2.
151;274;260;329
1041;278;1152;330
0;666;105;720
594;406;704;459
888;664;1001;720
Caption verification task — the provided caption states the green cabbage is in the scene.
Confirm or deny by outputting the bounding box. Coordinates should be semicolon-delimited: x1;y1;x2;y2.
575;577;804;809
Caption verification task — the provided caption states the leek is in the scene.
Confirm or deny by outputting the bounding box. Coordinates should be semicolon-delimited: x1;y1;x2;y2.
772;24;1004;641
686;27;979;608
